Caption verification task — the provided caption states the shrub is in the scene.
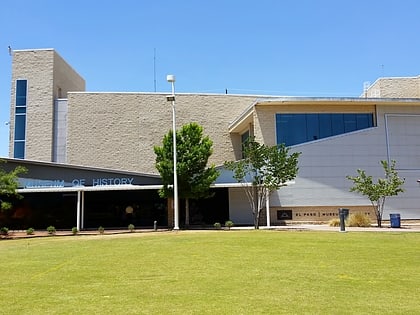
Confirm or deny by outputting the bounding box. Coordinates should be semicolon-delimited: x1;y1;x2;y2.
329;219;340;227
71;227;79;235
47;226;56;235
98;226;105;234
225;220;234;230
0;227;9;235
348;213;371;227
128;224;135;232
213;222;222;229
26;227;35;235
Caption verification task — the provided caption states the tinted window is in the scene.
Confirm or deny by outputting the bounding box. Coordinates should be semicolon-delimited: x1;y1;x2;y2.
14;115;26;141
276;113;374;146
13;141;25;159
16;80;27;106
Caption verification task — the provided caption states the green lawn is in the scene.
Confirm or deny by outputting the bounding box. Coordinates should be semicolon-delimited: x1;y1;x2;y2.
1;230;419;314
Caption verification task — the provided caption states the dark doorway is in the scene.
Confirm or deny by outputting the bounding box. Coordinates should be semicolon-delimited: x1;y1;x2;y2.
1;192;77;230
83;190;166;229
178;188;229;227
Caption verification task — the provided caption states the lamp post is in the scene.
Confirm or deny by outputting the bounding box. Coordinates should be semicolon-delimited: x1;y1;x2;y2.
166;74;179;230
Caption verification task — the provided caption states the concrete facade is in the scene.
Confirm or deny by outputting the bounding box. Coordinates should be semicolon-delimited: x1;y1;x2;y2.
9;49;85;162
66;92;255;173
364;76;420;98
7;48;420;224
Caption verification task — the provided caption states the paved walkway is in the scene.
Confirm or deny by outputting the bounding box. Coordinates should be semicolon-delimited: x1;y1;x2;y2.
3;223;420;239
256;223;420;232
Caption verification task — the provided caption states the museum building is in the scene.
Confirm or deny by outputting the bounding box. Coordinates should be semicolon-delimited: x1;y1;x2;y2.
3;48;420;229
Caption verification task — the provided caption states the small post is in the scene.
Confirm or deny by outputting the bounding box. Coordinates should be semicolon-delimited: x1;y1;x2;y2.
153;220;157;231
338;208;347;232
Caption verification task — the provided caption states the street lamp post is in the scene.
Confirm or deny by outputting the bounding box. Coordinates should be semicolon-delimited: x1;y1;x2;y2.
166;74;179;230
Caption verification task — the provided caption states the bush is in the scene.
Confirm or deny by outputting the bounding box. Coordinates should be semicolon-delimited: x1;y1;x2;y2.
47;226;56;235
26;227;35;235
98;226;105;234
328;219;340;227
213;222;222;229
348;213;371;227
0;227;9;235
128;224;135;232
225;220;234;230
71;227;79;235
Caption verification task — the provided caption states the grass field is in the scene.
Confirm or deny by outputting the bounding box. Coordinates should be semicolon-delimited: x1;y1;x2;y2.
1;230;419;314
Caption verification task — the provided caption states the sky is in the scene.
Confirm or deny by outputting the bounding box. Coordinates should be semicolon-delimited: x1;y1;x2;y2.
1;0;420;157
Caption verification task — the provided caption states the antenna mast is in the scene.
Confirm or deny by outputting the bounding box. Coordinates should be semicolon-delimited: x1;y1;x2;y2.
153;48;157;92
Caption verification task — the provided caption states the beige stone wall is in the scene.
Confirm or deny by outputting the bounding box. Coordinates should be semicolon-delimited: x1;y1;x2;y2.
9;49;85;161
365;77;420;98
53;52;85;99
66;92;255;174
9;49;55;160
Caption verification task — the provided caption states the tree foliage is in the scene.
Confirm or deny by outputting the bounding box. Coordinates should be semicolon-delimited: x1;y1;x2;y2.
346;160;405;227
225;140;301;229
0;160;27;211
154;123;219;225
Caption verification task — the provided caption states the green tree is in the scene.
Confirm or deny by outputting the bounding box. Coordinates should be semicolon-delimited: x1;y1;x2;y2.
346;160;405;227
154;123;219;226
225;140;301;229
0;160;27;211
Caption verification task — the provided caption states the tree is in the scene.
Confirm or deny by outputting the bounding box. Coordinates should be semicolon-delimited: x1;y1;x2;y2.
154;123;219;226
0;160;27;211
224;140;301;229
346;160;405;227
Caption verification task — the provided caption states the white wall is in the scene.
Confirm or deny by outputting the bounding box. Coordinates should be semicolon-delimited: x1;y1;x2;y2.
273;106;420;219
228;188;253;224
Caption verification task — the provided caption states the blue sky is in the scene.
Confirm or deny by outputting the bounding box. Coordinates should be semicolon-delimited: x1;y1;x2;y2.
1;0;420;157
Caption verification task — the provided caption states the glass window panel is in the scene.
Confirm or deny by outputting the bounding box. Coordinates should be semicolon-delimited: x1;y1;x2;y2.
16;96;27;106
16;80;27;97
15;107;26;114
276;114;289;145
306;114;319;141
289;114;307;145
356;114;370;129
331;114;344;135
241;130;250;159
319;114;332;138
14;115;26;140
241;130;249;144
344;114;357;132
16;80;27;106
276;113;375;146
13;141;25;159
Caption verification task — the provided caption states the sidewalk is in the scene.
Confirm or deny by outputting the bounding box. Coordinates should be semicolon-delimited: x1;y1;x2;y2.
257;222;420;232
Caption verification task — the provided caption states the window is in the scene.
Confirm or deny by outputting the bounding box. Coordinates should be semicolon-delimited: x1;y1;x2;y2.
14;79;27;159
276;113;374;146
16;80;27;106
241;130;250;159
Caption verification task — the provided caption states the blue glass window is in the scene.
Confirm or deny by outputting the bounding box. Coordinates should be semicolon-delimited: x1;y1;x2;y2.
241;130;250;159
14;115;26;140
16;80;27;106
276;113;374;146
13;142;25;159
14;79;27;158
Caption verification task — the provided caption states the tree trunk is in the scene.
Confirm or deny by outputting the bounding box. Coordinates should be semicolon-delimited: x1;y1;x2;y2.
376;212;382;228
253;186;260;229
185;198;190;227
375;204;382;228
254;211;260;229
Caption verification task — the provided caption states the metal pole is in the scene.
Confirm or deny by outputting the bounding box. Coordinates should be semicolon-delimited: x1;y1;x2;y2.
76;190;81;231
170;79;179;230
